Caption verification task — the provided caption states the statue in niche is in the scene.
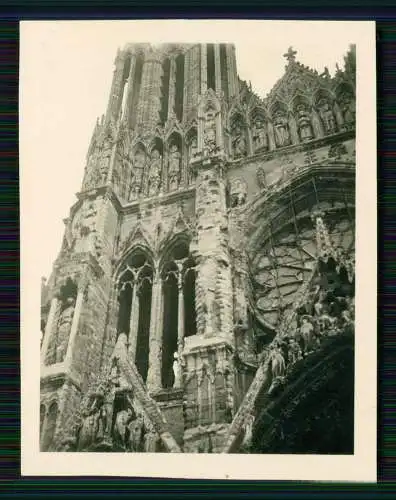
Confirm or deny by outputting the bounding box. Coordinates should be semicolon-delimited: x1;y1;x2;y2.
273;111;290;147
318;98;336;134
173;352;181;388
230;178;247;208
189;136;198;161
339;93;355;126
187;136;198;183
55;296;75;363
148;148;162;196
231;122;247;158
113;407;133;449
203;109;217;155
252;117;268;152
134;150;146;186
168;143;181;191
144;429;159;452
129;413;144;452
296;104;314;142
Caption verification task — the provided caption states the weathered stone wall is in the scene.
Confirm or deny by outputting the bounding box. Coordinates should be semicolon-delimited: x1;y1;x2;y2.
157;398;185;447
226;135;356;204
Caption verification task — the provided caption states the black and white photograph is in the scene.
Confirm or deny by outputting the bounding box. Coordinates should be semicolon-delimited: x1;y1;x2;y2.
20;20;376;481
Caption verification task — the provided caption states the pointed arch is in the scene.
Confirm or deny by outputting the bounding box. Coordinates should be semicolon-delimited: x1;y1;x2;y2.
148;137;164;156
290;93;311;112
159;232;197;388
131;140;148;157
268;99;289;121
115;245;155;383
313;87;336;107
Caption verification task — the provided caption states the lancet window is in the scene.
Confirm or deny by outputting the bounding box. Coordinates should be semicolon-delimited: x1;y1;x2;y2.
160;241;196;389
115;241;196;391
116;251;154;382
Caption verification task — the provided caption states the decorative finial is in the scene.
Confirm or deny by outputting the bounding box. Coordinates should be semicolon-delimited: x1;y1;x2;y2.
283;46;297;64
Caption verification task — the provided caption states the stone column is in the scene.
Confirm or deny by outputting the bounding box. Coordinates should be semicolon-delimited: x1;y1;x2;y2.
225;44;239;99
201;44;207;94
121;53;137;123
289;114;300;145
176;263;185;356
128;278;140;361
106;49;127;124
167;55;177;120
63;283;87;369
311;109;324;138
146;266;163;393
40;296;59;365
267;122;276;151
182;48;191;122
136;49;163;131
193;157;234;344
214;45;222;94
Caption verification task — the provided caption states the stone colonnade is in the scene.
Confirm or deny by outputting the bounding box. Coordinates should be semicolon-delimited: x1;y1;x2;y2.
116;255;195;393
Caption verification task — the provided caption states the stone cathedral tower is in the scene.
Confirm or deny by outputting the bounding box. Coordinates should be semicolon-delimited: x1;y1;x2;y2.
40;43;356;454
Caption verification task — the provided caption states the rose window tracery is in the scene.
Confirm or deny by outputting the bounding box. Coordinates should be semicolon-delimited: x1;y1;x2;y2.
252;208;355;332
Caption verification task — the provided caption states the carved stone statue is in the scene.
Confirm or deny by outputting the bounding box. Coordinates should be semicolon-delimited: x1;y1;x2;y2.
203;109;217;155
299;315;315;354
148;148;162;196
296;104;313;142
129;413;144;452
55;296;75;363
268;343;286;378
173;351;181;388
187;136;198;183
232;123;247;158
144;430;159;452
287;337;303;365
189;136;198;161
273;111;290;147
252;117;268;151
113;407;133;449
230;178;247;207
168;143;181;191
318;99;336;134
339;94;355;126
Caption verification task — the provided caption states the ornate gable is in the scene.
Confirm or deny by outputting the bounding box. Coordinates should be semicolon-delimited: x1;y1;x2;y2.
117;221;155;260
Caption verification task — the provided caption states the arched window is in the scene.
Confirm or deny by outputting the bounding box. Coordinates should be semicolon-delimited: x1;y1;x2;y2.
116;250;154;382
160;240;196;389
229;113;248;159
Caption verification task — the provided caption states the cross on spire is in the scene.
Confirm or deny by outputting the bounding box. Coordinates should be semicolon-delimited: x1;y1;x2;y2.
283;46;297;64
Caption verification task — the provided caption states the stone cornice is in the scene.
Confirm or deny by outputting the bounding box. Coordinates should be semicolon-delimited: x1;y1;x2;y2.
121;186;196;216
226;129;355;173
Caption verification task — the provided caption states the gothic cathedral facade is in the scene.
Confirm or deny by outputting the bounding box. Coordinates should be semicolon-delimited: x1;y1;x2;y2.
40;43;356;454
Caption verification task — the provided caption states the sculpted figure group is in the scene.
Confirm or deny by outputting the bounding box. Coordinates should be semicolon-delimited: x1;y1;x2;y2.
77;391;159;453
264;285;355;391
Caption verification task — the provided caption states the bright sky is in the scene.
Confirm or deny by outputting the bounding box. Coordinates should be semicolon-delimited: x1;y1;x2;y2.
20;20;363;280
